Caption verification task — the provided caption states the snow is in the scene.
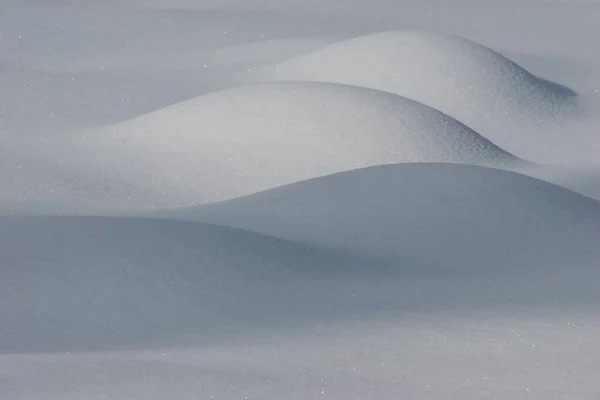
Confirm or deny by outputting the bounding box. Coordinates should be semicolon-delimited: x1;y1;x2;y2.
0;216;359;353
2;0;600;399
8;82;525;214
2;82;520;214
161;163;600;269
255;30;585;163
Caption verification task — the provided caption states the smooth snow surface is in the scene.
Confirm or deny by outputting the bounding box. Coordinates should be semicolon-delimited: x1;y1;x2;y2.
163;163;600;268
2;82;519;214
3;0;600;399
257;30;591;163
0;216;360;353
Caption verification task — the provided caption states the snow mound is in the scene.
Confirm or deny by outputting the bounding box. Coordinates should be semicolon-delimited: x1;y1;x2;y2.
256;31;579;161
0;216;357;353
35;81;516;211
166;163;600;270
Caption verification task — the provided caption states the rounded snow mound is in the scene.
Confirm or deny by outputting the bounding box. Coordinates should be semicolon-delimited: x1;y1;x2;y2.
71;81;516;208
0;216;356;353
169;163;600;270
256;31;578;160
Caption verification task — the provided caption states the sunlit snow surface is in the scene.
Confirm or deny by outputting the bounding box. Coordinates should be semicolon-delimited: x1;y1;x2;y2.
2;1;600;399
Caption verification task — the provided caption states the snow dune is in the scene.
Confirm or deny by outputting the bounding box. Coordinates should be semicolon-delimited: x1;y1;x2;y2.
3;214;600;398
257;30;582;162
164;163;600;270
4;165;600;394
3;173;600;356
4;1;600;398
0;216;359;353
1;82;517;214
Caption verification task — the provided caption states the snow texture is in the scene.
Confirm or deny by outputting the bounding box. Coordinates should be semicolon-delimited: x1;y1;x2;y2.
2;0;600;399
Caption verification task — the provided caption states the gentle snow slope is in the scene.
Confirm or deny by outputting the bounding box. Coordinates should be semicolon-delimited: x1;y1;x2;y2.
165;163;600;269
1;82;517;214
0;216;360;353
3;212;600;398
257;30;585;162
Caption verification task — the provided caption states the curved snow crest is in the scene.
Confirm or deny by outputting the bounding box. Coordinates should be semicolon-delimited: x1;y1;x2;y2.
256;30;579;160
75;82;517;207
167;163;600;270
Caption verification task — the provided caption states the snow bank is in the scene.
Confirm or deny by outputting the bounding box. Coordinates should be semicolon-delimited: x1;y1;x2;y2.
1;82;517;214
257;30;580;162
0;216;356;353
85;82;516;202
167;163;600;270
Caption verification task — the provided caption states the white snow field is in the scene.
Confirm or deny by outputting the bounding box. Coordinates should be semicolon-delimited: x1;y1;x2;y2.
2;0;600;399
1;82;520;214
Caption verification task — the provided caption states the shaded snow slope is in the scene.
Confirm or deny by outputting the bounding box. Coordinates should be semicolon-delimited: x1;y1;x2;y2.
513;163;600;201
165;163;600;270
257;30;584;163
1;82;517;214
2;212;599;359
3;216;600;398
0;216;363;353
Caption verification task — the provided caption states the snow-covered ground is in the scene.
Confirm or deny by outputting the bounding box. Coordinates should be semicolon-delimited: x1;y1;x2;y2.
2;1;600;399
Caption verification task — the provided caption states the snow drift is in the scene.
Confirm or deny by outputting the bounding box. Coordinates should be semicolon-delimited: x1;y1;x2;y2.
3;216;600;398
165;163;600;270
91;81;517;204
2;82;517;213
257;30;580;162
0;216;360;353
4;1;600;398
